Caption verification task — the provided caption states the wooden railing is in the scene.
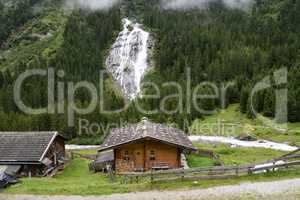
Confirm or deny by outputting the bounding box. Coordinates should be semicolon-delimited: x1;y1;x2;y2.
120;160;300;184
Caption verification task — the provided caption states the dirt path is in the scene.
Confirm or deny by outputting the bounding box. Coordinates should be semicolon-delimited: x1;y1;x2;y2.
1;178;300;200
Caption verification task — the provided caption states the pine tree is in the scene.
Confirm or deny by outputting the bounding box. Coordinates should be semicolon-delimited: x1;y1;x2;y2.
240;87;249;113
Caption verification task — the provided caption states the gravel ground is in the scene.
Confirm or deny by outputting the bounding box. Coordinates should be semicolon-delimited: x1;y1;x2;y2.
1;178;300;200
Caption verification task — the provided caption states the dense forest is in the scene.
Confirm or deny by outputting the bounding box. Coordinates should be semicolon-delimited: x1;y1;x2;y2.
0;0;299;143
0;0;126;141
140;0;300;124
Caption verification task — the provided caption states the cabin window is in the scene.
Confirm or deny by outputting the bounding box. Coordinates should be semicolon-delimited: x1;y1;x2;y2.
123;150;130;161
149;150;155;161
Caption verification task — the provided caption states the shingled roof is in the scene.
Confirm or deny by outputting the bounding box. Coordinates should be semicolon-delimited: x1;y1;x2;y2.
0;132;63;164
99;119;196;151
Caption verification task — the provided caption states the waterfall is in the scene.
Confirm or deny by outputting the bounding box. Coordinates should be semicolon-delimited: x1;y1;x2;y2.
106;18;151;100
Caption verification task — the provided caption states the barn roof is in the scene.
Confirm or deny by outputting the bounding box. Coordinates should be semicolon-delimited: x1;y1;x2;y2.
99;119;196;151
0;132;64;164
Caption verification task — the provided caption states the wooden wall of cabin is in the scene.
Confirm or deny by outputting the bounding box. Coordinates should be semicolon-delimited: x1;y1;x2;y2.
145;141;181;170
45;136;65;165
115;140;181;173
115;143;142;172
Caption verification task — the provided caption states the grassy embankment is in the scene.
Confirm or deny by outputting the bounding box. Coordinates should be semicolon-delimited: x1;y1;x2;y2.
190;104;300;146
187;104;293;167
191;143;285;166
67;104;300;145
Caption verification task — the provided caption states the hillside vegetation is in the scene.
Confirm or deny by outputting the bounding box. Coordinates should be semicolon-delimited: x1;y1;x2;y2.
0;0;124;139
0;0;299;141
140;0;300;127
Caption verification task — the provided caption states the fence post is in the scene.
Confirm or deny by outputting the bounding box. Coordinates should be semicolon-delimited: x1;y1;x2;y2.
108;166;115;183
248;167;253;175
235;165;239;176
130;176;133;184
181;169;185;181
123;175;128;184
136;175;139;183
151;169;154;184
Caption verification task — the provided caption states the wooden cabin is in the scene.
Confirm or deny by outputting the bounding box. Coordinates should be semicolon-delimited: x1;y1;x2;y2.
0;132;65;177
98;119;196;173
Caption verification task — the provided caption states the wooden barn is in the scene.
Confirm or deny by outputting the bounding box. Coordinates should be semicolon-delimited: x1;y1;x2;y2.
98;119;196;173
0;132;65;177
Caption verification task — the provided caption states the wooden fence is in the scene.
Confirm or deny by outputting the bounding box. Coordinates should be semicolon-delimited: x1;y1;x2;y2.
71;152;97;160
120;160;300;184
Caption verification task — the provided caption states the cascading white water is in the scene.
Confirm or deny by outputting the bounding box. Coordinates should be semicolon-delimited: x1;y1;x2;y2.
106;18;150;100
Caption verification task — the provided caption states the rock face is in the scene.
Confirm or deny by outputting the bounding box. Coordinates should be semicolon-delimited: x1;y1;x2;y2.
106;18;151;100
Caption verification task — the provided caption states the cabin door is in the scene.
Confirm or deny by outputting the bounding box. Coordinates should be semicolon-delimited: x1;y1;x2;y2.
134;149;144;171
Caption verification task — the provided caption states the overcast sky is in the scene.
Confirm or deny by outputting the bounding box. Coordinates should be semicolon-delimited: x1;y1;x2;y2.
65;0;119;10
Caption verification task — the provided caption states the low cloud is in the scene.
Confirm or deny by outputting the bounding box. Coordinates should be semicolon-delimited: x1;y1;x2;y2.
162;0;254;10
65;0;119;10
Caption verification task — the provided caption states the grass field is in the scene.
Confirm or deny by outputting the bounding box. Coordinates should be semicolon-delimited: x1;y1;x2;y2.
5;157;300;196
72;149;98;155
186;154;220;167
4;146;294;196
192;143;285;165
190;104;300;146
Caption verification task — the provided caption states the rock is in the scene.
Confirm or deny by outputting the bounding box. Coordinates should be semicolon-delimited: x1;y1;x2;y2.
235;133;257;141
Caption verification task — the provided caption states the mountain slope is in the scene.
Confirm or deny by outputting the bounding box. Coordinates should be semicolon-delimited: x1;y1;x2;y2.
140;0;300;126
0;0;299;141
0;0;124;139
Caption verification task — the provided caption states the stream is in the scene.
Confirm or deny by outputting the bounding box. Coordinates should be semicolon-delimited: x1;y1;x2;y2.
66;136;298;152
189;135;298;152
